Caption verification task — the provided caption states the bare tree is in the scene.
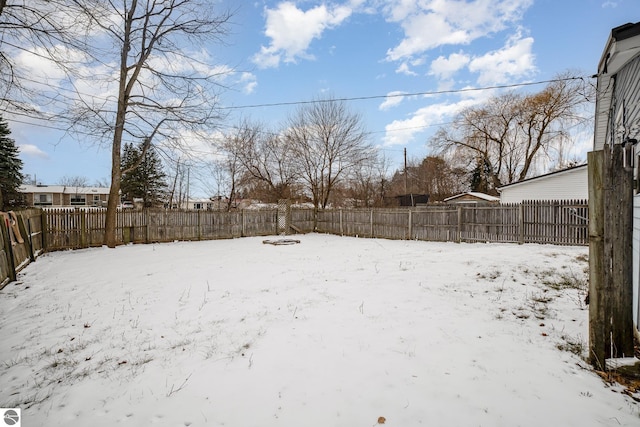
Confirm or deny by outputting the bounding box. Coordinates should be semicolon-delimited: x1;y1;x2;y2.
0;1;92;113
344;151;389;207
431;75;592;190
58;175;89;187
219;120;299;203
215;130;245;211
286;98;374;211
61;0;232;246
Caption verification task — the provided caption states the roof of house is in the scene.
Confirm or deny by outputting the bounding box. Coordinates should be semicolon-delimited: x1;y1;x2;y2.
594;22;640;150
444;192;500;202
497;164;587;191
20;184;111;195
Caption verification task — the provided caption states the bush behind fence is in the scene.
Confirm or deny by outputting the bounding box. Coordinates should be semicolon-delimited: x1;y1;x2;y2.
1;200;588;288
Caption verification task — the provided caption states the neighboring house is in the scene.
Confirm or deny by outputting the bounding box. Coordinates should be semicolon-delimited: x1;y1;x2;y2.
20;184;110;207
166;197;233;210
592;22;640;354
497;164;588;204
444;192;499;205
186;198;218;210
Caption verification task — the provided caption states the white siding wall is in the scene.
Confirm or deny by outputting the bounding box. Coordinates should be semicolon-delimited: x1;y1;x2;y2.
633;195;640;328
499;167;588;204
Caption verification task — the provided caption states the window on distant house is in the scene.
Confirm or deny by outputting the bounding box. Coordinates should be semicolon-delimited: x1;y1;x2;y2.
70;194;86;205
92;195;101;206
34;194;53;206
193;203;203;210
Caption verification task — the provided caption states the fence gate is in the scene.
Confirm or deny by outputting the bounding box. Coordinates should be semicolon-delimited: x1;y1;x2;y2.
277;199;291;235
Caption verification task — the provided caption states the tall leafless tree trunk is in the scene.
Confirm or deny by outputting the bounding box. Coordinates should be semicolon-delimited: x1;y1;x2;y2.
57;0;232;247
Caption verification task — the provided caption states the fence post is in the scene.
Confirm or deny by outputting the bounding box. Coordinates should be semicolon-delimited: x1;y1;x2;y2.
605;145;634;359
588;146;635;368
518;203;524;244
40;209;47;251
1;216;16;283
242;209;247;237
79;209;87;248
369;209;374;238
588;150;606;368
197;209;201;241
144;209;149;244
456;206;462;243
339;209;343;236
408;209;412;240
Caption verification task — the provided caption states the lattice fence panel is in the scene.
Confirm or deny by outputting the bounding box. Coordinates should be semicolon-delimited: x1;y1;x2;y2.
277;199;291;235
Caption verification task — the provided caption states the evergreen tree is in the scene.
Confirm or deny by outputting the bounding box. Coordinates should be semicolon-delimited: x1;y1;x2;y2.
120;143;138;202
0;116;25;210
120;142;168;207
469;157;493;195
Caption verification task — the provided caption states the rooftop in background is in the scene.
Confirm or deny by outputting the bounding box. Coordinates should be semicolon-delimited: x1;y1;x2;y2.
20;184;110;195
444;192;500;204
497;164;588;190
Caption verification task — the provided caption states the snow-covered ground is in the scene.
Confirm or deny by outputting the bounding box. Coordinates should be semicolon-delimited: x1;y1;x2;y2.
0;234;638;426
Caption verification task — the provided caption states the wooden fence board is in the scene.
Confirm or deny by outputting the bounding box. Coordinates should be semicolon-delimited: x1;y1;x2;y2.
35;202;593;252
0;201;588;288
0;220;11;288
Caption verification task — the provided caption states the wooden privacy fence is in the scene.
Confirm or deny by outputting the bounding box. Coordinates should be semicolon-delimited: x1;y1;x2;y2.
41;208;280;250
315;200;588;245
0;200;587;288
1;209;44;289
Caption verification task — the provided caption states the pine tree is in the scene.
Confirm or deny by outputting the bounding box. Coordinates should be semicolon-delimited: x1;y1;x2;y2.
120;143;139;202
0;116;25;210
120;142;167;207
469;157;494;194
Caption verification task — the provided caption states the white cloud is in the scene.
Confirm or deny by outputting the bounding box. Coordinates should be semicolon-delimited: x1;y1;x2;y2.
379;91;407;110
395;62;418;76
18;144;49;159
429;51;471;80
15;45;80;82
382;95;486;146
252;1;353;68
468;33;536;86
239;72;258;94
384;0;533;62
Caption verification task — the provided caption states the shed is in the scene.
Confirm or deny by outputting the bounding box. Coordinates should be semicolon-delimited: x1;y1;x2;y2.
443;192;499;205
497;165;588;204
395;194;429;207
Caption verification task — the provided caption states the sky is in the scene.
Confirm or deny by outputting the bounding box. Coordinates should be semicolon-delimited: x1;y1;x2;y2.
1;234;639;425
5;0;639;197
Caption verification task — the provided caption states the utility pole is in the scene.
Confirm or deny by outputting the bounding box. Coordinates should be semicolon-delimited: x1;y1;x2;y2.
404;147;408;194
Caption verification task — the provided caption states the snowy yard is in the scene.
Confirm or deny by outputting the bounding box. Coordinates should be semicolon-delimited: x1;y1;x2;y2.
0;234;638;426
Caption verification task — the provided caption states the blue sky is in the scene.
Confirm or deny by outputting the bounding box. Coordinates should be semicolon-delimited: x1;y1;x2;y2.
8;0;639;196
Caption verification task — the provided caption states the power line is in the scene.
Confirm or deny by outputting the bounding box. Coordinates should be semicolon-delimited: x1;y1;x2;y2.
5;75;590;146
218;76;590;110
6;74;589;117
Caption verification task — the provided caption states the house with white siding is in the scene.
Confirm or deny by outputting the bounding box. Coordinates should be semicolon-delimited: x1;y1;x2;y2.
497;164;588;204
591;21;640;361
